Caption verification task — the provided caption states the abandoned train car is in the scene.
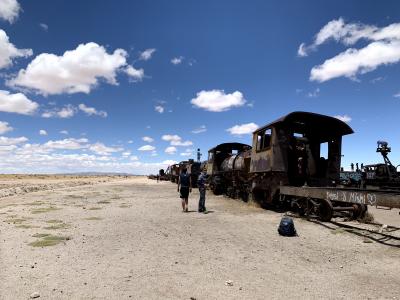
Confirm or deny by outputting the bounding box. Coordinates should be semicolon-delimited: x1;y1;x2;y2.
250;111;353;205
206;143;252;198
206;112;356;220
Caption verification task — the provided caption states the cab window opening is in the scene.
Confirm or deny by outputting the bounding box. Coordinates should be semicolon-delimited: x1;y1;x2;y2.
256;128;272;151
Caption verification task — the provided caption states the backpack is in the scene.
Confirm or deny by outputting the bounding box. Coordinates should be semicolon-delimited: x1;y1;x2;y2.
278;217;297;237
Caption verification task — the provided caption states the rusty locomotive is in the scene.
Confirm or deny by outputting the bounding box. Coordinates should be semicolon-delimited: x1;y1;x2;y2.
205;111;400;221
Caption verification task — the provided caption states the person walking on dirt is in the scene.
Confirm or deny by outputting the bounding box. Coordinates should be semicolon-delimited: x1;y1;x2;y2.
177;168;191;212
197;169;207;213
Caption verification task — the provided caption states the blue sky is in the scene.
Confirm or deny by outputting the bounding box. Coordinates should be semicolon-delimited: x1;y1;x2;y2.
0;0;399;174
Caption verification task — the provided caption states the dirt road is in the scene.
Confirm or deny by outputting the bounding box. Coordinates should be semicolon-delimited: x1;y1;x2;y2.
1;177;399;299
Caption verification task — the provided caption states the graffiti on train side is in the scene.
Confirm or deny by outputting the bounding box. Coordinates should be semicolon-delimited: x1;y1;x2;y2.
326;191;377;206
340;172;362;182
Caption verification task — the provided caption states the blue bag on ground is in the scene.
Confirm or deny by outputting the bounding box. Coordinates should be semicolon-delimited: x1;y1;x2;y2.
278;217;297;236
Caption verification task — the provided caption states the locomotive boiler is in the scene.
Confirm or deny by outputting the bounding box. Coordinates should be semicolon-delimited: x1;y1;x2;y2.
207;143;252;198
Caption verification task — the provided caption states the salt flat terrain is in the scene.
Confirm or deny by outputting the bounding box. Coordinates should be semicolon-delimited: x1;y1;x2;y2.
0;176;399;299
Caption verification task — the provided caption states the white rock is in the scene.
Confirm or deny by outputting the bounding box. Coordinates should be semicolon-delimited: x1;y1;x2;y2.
225;280;234;286
30;292;40;298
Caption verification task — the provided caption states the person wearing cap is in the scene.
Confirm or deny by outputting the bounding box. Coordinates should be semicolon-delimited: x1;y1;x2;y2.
177;168;192;212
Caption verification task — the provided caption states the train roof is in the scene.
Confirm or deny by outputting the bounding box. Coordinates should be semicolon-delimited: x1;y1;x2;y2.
208;142;251;153
255;111;354;136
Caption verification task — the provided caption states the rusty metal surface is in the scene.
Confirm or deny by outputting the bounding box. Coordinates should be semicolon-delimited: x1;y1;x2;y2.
255;111;354;137
250;112;345;187
280;185;400;209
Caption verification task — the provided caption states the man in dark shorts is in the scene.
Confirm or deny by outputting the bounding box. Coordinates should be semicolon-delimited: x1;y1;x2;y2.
177;168;192;212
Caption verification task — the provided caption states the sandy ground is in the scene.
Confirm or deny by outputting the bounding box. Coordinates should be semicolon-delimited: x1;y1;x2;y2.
0;176;399;300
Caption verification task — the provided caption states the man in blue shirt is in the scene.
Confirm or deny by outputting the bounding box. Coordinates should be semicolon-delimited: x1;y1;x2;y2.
177;168;192;212
197;169;208;213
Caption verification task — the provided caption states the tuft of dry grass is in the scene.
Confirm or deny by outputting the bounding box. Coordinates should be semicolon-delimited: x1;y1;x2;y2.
32;233;51;238
15;224;39;229
66;195;83;199
88;207;102;210
84;217;102;221
23;201;46;206
97;200;111;204
31;207;61;214
43;223;69;230
119;204;131;208
4;217;27;224
28;234;70;247
359;211;375;223
46;219;63;224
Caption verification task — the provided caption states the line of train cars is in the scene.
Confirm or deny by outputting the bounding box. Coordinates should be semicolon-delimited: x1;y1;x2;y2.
163;159;204;187
165;111;400;221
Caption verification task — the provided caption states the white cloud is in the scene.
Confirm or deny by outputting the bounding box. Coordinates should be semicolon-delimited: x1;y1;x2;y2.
307;88;320;98
0;90;38;115
43;104;107;118
171;140;193;146
127;140;133;144
162;160;177;165
180;149;193;157
297;43;308;57
227;122;258;136
142;136;154;143
122;151;131;157
192;125;207;134
60;130;68;135
89;142;123;155
124;65;144;82
0;136;27;145
0;144;17;153
334;114;352;123
0;137;180;174
0;30;32;69
300;18;400;82
370;76;385;84
0;121;13;134
191;89;247;112
310;41;400;82
58;105;76;118
39;23;48;31
162;134;181;143
139;48;156;61
39;129;47;136
154;105;164;113
138;145;155;151
44;138;88;150
171;56;184;65
0;0;20;23
78;103;107;117
9;42;129;95
161;134;192;147
42;105;76;118
165;146;177;155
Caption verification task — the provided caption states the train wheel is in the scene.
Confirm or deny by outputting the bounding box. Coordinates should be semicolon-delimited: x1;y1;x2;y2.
318;199;333;222
352;204;367;220
212;186;223;195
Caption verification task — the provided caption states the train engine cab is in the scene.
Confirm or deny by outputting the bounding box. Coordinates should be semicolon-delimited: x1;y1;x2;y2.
207;143;252;197
250;111;353;206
